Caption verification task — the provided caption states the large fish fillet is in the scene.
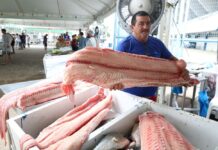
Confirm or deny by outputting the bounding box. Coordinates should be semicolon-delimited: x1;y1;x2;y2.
62;47;198;95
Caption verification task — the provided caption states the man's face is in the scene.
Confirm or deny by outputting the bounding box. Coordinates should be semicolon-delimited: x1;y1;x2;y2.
131;15;151;42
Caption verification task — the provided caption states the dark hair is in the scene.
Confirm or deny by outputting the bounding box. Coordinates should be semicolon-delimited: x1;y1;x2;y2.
131;11;150;25
1;29;6;32
80;32;84;36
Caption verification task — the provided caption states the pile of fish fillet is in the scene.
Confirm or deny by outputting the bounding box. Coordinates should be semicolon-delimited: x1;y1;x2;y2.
19;89;195;150
0;78;94;143
19;88;111;150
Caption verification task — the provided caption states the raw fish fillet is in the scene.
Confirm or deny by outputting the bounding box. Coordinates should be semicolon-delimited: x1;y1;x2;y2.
62;47;199;95
45;108;110;150
139;112;195;150
20;89;112;150
0;77;65;142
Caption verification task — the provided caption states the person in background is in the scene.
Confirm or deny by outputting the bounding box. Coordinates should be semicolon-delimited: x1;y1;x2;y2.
43;34;48;50
71;34;78;51
78;32;86;49
26;35;31;48
114;11;189;102
56;35;65;48
86;30;97;47
1;29;13;64
20;32;26;49
10;34;15;54
15;33;21;49
94;26;99;39
64;32;70;41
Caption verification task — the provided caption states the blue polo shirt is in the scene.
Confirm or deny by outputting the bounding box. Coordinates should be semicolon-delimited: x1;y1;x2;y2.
116;35;173;97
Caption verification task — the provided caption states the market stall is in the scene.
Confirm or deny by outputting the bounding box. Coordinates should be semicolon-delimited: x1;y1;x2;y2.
43;54;71;78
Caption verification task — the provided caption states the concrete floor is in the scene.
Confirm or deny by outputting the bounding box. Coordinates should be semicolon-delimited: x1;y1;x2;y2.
0;47;216;149
0;46;46;150
0;46;46;85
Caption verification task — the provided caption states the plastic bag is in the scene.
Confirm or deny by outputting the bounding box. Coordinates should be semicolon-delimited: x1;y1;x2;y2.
198;90;209;117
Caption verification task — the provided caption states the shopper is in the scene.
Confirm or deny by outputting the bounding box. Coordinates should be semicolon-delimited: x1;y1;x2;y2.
1;29;13;64
43;34;48;50
71;34;78;51
86;30;97;47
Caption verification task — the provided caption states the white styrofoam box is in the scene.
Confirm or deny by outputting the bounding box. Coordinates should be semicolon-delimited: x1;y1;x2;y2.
8;89;218;150
7;89;146;150
82;91;149;150
149;102;218;150
84;98;218;150
83;96;218;150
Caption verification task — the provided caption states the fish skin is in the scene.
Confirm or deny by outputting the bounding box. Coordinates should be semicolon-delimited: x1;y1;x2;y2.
94;133;130;150
130;123;140;148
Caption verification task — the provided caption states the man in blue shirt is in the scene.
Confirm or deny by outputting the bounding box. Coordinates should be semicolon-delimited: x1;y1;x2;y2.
115;11;186;101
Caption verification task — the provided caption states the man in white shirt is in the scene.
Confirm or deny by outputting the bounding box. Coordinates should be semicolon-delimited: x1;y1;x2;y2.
1;29;12;64
86;30;97;47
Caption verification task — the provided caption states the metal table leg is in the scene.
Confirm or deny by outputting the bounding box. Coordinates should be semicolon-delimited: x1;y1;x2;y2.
182;87;188;110
191;85;197;108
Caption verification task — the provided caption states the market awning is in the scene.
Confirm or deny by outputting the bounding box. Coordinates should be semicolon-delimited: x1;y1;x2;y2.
0;0;116;29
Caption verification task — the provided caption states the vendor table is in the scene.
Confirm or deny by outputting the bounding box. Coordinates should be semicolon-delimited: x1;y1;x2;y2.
43;54;71;78
0;80;40;94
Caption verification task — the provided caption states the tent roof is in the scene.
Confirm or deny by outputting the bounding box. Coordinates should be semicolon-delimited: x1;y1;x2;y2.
0;0;116;29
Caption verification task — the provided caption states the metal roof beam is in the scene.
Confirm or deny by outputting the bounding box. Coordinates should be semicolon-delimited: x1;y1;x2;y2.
14;0;24;13
95;0;116;20
0;12;94;22
78;0;98;13
97;0;110;7
71;0;96;15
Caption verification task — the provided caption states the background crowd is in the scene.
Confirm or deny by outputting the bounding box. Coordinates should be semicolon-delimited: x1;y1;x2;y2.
55;27;99;52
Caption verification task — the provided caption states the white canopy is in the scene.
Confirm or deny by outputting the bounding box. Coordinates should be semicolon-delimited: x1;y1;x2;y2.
0;0;116;29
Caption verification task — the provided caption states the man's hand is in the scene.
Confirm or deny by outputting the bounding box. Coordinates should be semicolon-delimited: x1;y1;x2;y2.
110;83;124;90
181;69;190;80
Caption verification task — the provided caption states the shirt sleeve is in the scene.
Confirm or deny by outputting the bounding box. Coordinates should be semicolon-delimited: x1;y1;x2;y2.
158;39;173;59
116;39;130;53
